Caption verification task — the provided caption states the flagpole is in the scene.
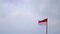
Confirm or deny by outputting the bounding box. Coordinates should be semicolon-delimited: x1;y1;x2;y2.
46;19;48;34
46;22;47;34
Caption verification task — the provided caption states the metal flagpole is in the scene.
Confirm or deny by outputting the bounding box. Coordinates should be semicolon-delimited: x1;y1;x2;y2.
46;18;48;34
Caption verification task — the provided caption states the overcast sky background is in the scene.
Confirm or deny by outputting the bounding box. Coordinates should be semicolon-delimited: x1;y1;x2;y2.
0;0;60;34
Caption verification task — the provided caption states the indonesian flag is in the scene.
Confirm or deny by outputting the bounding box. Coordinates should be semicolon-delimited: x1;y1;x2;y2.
38;18;48;25
38;18;48;34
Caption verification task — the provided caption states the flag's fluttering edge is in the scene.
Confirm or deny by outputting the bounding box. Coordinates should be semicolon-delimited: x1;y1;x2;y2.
38;18;48;23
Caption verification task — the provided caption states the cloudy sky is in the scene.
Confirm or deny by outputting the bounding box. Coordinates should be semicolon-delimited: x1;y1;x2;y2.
0;0;60;34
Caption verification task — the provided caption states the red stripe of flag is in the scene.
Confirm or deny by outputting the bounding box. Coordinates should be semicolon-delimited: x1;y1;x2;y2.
38;18;48;23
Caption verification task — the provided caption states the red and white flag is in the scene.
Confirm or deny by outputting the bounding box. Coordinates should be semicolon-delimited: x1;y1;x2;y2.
38;18;48;25
38;18;48;34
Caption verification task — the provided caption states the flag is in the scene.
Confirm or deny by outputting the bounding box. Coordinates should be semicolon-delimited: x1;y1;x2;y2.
38;18;48;34
38;18;48;24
